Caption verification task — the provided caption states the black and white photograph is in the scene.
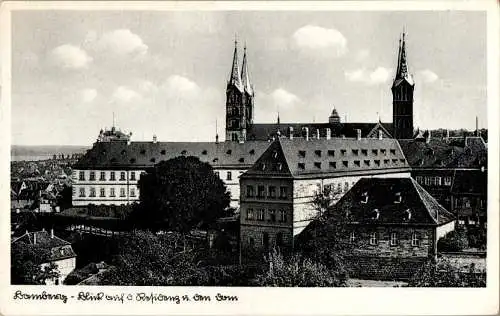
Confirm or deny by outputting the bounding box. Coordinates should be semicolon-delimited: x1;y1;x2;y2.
1;1;498;315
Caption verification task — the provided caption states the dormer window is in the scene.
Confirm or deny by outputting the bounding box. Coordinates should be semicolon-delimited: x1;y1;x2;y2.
328;150;335;157
213;158;219;163
161;149;166;155
390;149;396;155
272;150;278;159
277;163;283;171
354;160;360;167
150;158;156;163
329;162;336;169
181;150;187;156
361;149;368;156
364;160;370;166
394;192;402;203
404;209;412;221
130;158;136;164
226;149;232;155
384;159;390;164
341;149;347;156
392;159;398;164
352;149;359;155
361;192;369;204
239;157;245;163
315;150;321;157
140;149;146;155
202;150;207;155
298;163;305;170
374;160;380;166
400;159;406;164
298;150;306;158
249;149;255;155
342;161;348;167
261;163;266;171
372;149;378;155
314;162;321;169
381;149;387;155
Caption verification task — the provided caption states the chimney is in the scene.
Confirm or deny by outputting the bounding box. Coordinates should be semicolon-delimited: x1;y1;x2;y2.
215;134;219;144
356;129;361;140
304;127;309;141
378;130;383;140
316;129;320;140
51;228;54;239
326;128;331;140
426;130;431;144
289;127;294;140
446;129;450;139
152;135;157;144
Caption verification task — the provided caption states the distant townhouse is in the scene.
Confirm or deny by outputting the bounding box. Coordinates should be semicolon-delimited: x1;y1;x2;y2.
300;178;455;280
239;134;412;256
399;134;487;226
12;229;77;285
72;127;270;208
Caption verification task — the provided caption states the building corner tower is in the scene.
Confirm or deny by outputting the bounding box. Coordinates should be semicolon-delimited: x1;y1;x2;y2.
392;31;415;140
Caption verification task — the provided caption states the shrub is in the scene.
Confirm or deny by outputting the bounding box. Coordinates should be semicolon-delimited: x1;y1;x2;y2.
438;227;469;252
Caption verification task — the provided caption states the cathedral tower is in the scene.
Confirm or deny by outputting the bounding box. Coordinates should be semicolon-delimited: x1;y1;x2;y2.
225;40;254;142
392;31;415;140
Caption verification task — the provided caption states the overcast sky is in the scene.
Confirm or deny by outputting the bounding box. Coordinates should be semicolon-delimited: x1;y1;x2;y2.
11;10;486;145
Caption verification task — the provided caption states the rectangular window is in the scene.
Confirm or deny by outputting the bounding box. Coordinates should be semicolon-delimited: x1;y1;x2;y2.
120;172;126;181
269;209;276;222
411;232;420;247
120;188;126;197
110;172;116;181
415;176;423;184
435;176;442;186
130;188;136;197
390;232;398;246
349;231;356;244
79;187;85;197
257;185;265;199
444;176;452;186
279;209;287;222
279;186;288;199
226;171;232;180
89;171;95;181
246;208;254;220
110;188;116;197
79;171;85;181
99;188;105;197
99;171;106;181
246;185;254;198
257;209;265;221
369;232;378;245
130;172;136;181
268;186;276;199
89;187;96;197
214;171;219;177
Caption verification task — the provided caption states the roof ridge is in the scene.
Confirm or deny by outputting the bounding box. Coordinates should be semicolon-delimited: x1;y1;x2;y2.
410;178;444;225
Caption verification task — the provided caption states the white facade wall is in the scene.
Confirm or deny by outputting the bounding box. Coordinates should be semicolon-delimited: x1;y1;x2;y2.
436;220;456;240
214;168;247;208
72;169;144;206
292;171;411;236
42;257;76;285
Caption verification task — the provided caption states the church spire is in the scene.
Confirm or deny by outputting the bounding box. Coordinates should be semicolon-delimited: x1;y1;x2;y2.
228;38;243;92
395;30;411;80
241;44;253;95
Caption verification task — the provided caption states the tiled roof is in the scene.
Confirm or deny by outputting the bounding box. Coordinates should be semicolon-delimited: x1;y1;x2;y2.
74;141;271;170
12;231;77;261
243;137;410;178
398;137;487;169
333;178;455;226
451;170;487;195
247;122;393;141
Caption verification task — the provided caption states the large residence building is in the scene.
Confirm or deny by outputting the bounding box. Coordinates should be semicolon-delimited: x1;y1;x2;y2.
239;136;411;255
72;129;270;207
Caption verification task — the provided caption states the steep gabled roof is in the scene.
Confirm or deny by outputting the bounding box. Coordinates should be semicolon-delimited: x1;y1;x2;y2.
242;140;293;178
241;46;253;95
247;122;393;141
12;230;77;261
333;178;455;226
243;138;410;178
228;41;243;92
74;141;271;170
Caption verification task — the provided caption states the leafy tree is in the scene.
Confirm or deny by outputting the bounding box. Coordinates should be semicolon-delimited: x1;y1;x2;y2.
135;156;231;233
407;258;486;287
56;185;72;210
438;226;469;252
11;242;59;285
253;249;347;287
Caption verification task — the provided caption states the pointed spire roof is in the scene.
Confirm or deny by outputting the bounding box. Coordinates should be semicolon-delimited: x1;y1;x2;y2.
330;105;340;118
393;30;414;87
241;44;253;95
228;39;243;92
